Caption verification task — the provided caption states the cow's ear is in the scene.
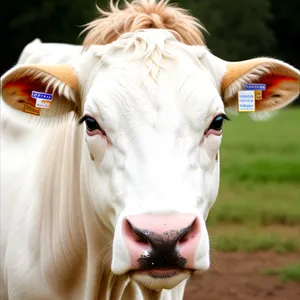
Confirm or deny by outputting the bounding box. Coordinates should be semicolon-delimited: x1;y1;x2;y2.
221;58;300;113
1;64;81;121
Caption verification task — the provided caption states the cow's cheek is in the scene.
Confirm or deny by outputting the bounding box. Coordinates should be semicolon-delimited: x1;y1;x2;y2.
204;134;222;161
199;135;221;219
86;134;108;163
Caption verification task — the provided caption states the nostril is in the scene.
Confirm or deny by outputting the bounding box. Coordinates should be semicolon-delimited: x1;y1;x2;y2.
178;218;199;245
178;231;190;244
131;228;149;245
124;220;149;245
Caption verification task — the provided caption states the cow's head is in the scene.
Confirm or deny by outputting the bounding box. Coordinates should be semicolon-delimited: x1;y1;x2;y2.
1;30;299;290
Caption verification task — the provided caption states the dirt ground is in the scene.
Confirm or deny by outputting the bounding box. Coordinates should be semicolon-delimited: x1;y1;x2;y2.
184;252;300;300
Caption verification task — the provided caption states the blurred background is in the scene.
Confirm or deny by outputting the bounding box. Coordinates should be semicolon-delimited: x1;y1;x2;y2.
2;0;300;299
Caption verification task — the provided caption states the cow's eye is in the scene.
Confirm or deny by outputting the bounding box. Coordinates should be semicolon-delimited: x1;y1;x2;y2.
208;114;230;131
78;115;107;137
84;117;100;131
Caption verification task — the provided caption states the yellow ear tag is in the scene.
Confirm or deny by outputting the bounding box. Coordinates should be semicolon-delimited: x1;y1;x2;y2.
254;90;263;101
23;103;41;116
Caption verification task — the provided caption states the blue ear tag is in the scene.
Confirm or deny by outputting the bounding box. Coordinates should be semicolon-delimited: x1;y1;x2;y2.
244;83;266;91
31;91;53;109
244;83;266;102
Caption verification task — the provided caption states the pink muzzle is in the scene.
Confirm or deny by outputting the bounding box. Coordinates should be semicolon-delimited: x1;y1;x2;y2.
122;213;201;271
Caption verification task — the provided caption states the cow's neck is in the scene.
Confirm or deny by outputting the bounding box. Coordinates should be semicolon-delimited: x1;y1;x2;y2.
36;116;186;299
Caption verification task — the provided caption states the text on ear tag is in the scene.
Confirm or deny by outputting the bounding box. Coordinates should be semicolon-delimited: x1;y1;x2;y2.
238;90;255;112
244;83;266;101
23;103;41;116
31;91;53;110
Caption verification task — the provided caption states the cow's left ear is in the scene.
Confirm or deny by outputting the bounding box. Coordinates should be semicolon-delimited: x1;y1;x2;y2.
221;58;300;112
1;64;81;118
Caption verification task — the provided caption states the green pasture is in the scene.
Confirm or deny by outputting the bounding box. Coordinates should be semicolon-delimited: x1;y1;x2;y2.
207;108;300;281
262;261;300;282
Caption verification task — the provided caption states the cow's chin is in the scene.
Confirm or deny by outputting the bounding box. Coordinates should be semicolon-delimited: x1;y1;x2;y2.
130;269;192;290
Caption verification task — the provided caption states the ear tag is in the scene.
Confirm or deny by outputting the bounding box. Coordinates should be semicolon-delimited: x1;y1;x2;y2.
31;91;53;109
238;90;255;112
23;103;41;116
244;83;266;101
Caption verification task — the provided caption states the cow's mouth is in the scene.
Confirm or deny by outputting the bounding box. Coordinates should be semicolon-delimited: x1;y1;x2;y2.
148;268;180;278
134;268;185;278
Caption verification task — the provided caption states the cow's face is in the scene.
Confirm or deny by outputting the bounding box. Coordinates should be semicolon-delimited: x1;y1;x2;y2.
75;30;300;290
80;32;226;289
1;30;299;291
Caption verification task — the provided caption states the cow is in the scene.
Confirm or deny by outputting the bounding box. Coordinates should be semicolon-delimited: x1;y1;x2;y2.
1;1;299;300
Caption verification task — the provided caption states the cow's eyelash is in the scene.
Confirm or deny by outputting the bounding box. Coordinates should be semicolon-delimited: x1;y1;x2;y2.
78;115;88;125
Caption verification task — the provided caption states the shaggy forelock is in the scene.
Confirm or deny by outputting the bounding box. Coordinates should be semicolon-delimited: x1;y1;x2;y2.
81;0;206;48
101;29;178;79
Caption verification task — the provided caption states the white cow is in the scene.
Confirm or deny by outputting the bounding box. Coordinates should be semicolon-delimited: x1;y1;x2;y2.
1;7;300;300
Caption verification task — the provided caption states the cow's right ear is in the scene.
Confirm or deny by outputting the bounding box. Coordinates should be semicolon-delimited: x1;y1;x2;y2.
1;64;81;120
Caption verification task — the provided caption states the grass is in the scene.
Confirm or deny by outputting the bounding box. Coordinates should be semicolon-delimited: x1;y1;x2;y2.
207;182;300;225
262;262;300;282
212;235;298;253
207;107;300;252
209;228;300;253
220;108;300;184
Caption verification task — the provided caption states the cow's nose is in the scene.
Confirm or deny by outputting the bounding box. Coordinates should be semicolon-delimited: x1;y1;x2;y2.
122;214;201;270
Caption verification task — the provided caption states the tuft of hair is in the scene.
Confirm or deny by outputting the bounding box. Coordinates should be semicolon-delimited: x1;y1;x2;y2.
82;0;206;48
